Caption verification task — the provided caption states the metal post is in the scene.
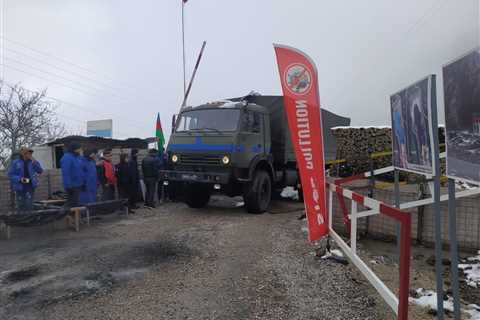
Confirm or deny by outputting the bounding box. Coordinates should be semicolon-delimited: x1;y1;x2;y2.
394;169;401;262
430;75;444;319
447;178;461;319
181;41;207;108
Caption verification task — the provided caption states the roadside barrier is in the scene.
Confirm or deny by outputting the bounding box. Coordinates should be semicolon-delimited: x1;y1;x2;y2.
328;181;412;319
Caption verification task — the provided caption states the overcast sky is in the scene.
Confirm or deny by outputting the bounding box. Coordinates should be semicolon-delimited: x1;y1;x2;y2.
1;0;478;139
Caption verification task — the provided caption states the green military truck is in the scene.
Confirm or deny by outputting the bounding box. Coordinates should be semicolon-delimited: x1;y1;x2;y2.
162;95;349;213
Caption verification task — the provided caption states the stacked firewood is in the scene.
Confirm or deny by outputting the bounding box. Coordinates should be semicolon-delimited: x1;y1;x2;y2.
331;126;392;176
330;126;446;181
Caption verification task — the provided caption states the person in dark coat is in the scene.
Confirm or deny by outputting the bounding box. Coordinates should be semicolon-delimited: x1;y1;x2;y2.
97;149;116;201
60;142;83;208
8;147;43;212
142;148;161;208
128;149;142;209
156;149;166;203
79;149;98;205
116;153;132;208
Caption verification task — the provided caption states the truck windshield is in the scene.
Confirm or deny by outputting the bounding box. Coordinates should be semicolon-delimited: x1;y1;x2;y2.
176;109;241;133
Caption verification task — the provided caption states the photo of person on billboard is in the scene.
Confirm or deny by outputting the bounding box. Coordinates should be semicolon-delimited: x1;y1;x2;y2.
390;77;433;175
443;49;480;184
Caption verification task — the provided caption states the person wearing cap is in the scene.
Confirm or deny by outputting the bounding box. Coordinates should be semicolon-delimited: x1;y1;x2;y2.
60;142;84;207
79;149;98;205
97;149;117;201
142;148;162;208
8;147;43;212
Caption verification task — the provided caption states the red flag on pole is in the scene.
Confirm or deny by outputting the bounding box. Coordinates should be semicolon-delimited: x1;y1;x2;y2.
273;44;328;241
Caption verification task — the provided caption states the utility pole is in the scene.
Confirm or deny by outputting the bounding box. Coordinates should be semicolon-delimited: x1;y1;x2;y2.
181;0;186;98
0;0;4;81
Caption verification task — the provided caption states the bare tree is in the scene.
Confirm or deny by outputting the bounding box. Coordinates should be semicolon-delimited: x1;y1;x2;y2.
0;82;66;168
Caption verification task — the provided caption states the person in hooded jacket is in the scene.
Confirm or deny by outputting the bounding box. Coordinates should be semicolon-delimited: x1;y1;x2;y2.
79;149;98;205
127;149;142;209
8;147;43;212
60;142;84;208
142;148;162;208
116;153;131;207
97;149;116;200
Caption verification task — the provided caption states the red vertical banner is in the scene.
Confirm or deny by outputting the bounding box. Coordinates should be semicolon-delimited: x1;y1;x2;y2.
274;44;327;241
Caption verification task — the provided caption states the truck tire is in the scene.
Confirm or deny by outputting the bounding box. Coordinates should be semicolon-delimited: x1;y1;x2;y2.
185;184;211;208
244;170;272;214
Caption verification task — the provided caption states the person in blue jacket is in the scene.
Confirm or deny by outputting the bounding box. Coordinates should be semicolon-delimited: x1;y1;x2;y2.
8;147;43;212
60;142;84;208
79;149;98;205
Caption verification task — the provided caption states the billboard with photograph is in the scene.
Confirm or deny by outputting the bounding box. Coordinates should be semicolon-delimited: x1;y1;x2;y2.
443;49;480;184
390;76;434;175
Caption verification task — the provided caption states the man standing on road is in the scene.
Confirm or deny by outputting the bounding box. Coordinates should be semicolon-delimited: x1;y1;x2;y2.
98;149;117;201
128;149;142;209
142;148;161;208
60;142;84;208
116;153;134;211
8;147;43;212
79;149;98;205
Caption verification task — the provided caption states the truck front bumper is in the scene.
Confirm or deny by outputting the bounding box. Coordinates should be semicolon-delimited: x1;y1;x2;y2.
160;170;231;184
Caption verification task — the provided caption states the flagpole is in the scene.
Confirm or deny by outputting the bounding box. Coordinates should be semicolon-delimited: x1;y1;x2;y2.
181;0;186;98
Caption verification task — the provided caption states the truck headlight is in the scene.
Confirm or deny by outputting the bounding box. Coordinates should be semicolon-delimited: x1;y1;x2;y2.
171;154;179;163
222;155;230;165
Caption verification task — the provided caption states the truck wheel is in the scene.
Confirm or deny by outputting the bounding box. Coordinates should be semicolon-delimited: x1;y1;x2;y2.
244;170;272;214
185;184;211;208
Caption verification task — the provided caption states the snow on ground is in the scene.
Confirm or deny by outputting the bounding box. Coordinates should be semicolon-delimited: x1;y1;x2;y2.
321;249;344;259
281;187;299;200
467;305;480;320
459;250;480;288
409;288;454;312
410;288;480;319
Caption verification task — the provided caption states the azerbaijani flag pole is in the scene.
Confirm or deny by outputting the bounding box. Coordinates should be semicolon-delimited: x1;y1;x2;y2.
156;113;165;151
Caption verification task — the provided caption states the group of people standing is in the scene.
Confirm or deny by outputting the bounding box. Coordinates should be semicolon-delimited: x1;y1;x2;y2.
8;143;165;213
60;142;144;210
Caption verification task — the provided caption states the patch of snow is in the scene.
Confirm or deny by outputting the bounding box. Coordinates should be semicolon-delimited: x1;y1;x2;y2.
466;304;480;320
459;250;480;288
321;249;344;259
330;249;344;257
409;288;454;312
370;260;379;265
281;186;299;200
234;201;245;208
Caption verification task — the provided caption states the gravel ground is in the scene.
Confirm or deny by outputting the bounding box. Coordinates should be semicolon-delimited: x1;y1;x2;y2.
1;197;397;319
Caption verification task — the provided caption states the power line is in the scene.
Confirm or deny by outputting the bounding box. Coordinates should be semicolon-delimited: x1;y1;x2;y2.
0;81;144;138
4;56;159;107
0;35;161;96
0;67;153;135
5;46;160;105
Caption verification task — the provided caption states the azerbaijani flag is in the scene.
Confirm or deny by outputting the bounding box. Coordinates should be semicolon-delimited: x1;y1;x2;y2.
156;113;165;150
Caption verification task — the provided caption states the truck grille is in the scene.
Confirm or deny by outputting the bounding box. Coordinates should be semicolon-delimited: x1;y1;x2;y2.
180;154;222;166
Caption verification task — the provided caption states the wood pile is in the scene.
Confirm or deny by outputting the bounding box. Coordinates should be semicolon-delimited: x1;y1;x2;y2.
330;126;446;181
331;126;392;176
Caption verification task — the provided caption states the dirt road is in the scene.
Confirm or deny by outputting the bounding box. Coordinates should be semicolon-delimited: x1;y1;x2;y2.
0;198;394;320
